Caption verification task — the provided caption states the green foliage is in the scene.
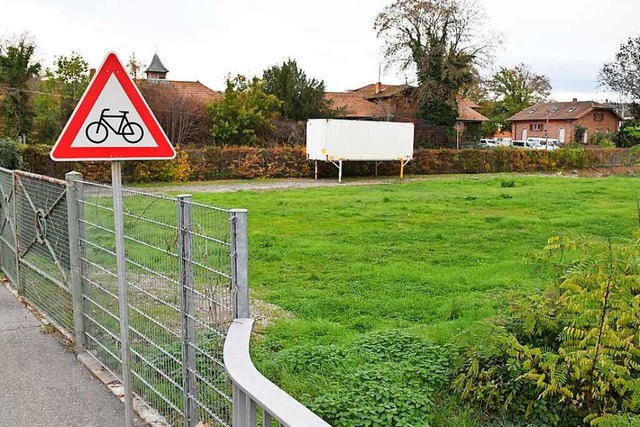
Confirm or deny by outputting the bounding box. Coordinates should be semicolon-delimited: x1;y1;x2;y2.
464;122;483;142
207;74;282;146
455;235;640;425
262;59;331;121
614;120;640;148
31;52;90;144
574;124;587;144
589;132;616;147
0;34;41;138
374;0;497;127
256;329;460;427
488;63;552;116
0;138;22;169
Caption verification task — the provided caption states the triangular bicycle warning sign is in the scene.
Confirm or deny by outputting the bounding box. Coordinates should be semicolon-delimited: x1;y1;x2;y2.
50;52;176;161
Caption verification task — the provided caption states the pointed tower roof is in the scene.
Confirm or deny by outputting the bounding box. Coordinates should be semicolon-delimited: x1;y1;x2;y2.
145;53;169;74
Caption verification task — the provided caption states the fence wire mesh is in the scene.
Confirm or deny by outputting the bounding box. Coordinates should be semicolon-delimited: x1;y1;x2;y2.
14;171;73;334
0;168;17;285
78;181;234;426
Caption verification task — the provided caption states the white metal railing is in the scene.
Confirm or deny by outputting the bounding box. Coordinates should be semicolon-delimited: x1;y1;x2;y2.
224;318;331;427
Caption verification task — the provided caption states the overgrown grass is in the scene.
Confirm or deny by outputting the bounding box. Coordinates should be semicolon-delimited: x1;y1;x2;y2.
172;174;639;425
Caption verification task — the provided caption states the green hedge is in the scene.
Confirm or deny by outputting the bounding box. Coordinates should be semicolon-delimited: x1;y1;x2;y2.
19;145;640;182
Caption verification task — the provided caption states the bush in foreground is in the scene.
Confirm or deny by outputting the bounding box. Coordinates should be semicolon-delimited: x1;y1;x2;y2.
455;234;640;426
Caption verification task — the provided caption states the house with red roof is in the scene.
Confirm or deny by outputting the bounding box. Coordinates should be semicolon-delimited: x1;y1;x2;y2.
508;99;623;144
325;82;488;139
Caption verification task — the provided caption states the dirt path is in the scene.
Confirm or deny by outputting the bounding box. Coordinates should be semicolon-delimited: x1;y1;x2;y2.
137;166;640;195
138;176;410;194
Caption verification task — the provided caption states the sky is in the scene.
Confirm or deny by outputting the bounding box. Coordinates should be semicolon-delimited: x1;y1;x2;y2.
1;0;639;103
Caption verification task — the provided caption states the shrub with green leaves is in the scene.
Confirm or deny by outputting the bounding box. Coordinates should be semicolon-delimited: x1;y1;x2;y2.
455;234;640;426
255;329;461;427
0;138;23;169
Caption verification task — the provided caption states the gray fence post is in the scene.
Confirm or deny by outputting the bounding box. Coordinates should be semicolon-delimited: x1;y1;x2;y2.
230;209;249;319
66;171;85;350
12;171;21;295
178;195;198;427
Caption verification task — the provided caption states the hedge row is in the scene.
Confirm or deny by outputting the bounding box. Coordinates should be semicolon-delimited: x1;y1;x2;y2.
20;144;640;183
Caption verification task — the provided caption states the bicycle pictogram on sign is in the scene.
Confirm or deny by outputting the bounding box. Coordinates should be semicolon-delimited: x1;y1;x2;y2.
85;108;144;144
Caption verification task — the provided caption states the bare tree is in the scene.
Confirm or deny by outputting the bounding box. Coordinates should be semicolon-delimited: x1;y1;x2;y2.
138;82;210;146
600;36;640;103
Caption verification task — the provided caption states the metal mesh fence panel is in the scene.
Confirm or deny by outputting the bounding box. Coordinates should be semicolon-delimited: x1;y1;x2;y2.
181;199;234;426
0;168;17;285
15;171;73;335
79;181;233;426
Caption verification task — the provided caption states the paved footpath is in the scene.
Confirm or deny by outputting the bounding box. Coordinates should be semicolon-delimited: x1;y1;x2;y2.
0;284;147;427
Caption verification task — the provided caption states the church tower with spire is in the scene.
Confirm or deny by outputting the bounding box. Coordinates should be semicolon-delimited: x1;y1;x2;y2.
145;53;169;80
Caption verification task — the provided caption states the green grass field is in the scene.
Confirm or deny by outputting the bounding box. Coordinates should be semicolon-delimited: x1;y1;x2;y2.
177;173;639;425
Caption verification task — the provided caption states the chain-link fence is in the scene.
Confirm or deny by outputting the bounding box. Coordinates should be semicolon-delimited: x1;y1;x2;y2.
0;168;240;427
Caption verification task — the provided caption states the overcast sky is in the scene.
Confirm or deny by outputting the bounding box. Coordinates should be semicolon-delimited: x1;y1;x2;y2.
2;0;638;102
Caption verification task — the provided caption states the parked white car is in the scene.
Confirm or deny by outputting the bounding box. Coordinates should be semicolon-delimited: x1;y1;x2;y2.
524;140;545;150
526;137;560;150
513;140;545;150
479;138;498;147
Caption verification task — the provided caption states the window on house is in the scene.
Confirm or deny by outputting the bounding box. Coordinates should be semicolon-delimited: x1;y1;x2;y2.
528;108;537;114
593;112;604;122
530;123;543;131
549;107;558;113
567;107;577;113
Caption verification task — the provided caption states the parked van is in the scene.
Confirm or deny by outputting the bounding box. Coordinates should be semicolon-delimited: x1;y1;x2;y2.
495;137;512;147
513;140;545;150
526;137;560;150
479;138;498;148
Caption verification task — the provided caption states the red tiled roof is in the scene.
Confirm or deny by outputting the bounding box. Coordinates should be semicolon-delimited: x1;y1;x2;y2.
137;79;222;105
509;101;624;121
167;80;223;104
324;91;386;119
457;97;488;122
326;83;488;122
354;83;414;100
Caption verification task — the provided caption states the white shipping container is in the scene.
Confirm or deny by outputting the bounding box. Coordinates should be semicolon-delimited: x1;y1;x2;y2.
306;119;414;162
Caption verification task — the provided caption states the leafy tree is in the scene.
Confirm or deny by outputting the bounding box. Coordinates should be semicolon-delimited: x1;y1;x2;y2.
262;59;330;121
613;119;640;147
0;137;23;169
574;124;587;144
488;63;552;116
207;75;282;146
31;52;89;144
374;0;499;127
0;34;41;139
600;36;640;110
456;235;640;425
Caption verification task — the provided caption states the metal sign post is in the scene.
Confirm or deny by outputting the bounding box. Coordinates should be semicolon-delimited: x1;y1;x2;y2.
51;52;175;427
112;160;135;426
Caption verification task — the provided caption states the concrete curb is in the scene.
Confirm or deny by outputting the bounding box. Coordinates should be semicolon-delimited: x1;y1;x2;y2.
78;352;170;427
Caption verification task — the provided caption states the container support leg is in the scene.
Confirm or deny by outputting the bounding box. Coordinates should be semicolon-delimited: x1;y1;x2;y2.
330;161;343;183
314;161;318;180
400;159;411;180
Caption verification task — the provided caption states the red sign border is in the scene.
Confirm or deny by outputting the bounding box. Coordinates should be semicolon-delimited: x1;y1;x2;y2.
50;52;176;161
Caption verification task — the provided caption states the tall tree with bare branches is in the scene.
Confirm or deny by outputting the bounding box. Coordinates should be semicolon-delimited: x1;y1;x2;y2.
600;36;640;119
374;0;500;127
